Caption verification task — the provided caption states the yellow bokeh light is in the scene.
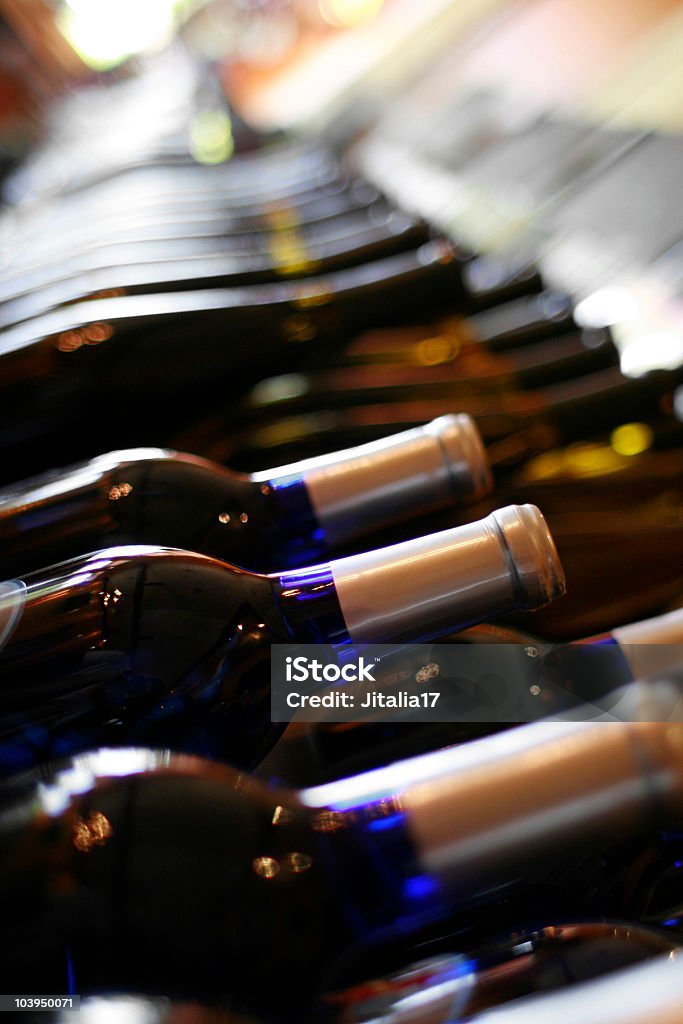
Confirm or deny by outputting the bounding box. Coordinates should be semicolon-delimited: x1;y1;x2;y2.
189;110;234;165
564;443;625;477
610;422;654;457
415;335;460;366
523;443;629;481
318;0;385;29
521;450;566;482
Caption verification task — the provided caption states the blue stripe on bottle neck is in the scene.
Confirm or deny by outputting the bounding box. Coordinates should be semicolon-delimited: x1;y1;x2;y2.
265;474;328;569
275;562;351;647
341;796;446;929
585;634;636;681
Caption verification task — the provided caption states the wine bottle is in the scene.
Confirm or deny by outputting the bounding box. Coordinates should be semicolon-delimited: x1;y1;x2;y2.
0;243;459;375
206;365;682;471
245;329;618;419
0;242;464;479
0;201;424;308
0;224;539;320
2;178;385;286
321;922;677;1023
0;240;553;480
15;178;384;250
241;335;641;422
336;289;578;367
0;504;564;773
14;922;677;1023
1;718;682;1015
5;162;355;275
258;719;511;787
466;952;683;1024
531;607;683;710
548;665;683;724
8;135;340;209
3;159;358;279
9;177;386;257
0;210;432;328
16;165;381;229
264;610;683;787
0;414;492;576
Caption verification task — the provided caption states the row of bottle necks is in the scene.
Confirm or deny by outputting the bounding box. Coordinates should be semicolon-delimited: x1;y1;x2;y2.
1;82;683;1021
0;126;682;483
1;407;682;772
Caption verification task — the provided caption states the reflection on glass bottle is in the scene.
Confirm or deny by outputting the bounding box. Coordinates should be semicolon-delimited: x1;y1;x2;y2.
0;504;563;774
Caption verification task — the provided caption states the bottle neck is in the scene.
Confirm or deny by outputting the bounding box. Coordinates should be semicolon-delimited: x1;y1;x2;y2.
456;951;683;1024
581;607;683;684
0;423;489;577
321;921;675;1022
0;450;325;575
322;505;564;645
303;719;683;908
486;612;683;714
249;474;325;568
254;413;491;550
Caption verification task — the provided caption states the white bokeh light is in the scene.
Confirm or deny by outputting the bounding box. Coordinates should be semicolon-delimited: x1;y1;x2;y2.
59;0;178;70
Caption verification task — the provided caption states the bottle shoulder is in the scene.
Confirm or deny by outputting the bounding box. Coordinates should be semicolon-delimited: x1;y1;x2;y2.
0;548;289;771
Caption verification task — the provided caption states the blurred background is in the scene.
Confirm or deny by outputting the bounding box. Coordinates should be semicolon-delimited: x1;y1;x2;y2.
3;0;683;366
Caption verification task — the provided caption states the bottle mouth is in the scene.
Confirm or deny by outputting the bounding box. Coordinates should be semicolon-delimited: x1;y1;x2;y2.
427;414;493;502
491;504;567;608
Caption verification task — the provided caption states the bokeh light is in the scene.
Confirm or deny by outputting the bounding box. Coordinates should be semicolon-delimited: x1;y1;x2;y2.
57;0;179;70
610;422;654;457
189;109;235;164
318;0;385;30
